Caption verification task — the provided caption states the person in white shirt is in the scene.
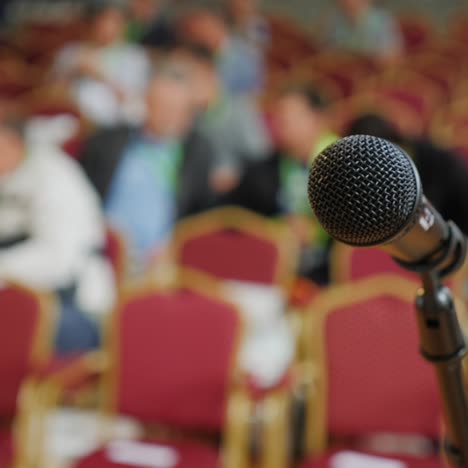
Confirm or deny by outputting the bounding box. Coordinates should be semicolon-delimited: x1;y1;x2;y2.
0;120;115;355
52;0;152;127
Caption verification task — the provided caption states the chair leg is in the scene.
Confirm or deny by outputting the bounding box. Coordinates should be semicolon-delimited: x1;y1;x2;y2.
223;387;254;468
259;389;291;468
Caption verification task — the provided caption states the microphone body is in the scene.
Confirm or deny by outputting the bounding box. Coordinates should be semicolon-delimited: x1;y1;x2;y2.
307;135;466;276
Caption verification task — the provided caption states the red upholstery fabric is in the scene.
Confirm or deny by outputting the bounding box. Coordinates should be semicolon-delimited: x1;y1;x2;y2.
0;287;41;418
301;450;443;468
343;247;454;289
179;230;279;284
75;439;220;468
116;290;240;431
378;88;431;123
347;247;419;283
0;431;12;468
325;294;440;438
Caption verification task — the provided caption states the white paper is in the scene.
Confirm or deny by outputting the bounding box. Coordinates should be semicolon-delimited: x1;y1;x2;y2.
330;451;407;468
107;440;179;468
223;280;294;387
45;409;142;459
223;280;286;329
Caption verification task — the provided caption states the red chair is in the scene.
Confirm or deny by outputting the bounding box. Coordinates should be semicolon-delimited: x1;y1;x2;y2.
330;91;424;138
330;243;419;284
362;70;444;128
397;15;435;53
36;274;289;468
172;207;298;288
0;282;55;467
299;275;446;467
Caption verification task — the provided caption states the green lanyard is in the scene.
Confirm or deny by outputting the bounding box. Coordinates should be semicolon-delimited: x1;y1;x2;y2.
279;132;338;246
202;94;231;128
279;132;339;215
126;21;146;42
137;140;184;194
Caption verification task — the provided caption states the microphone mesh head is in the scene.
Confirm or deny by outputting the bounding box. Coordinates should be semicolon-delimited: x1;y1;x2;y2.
308;135;420;246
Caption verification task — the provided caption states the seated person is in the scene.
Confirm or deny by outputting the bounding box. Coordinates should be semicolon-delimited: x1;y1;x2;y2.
323;0;403;63
230;83;339;283
126;0;177;50
80;67;215;274
52;0;152;127
346;114;468;236
180;8;265;96
170;42;271;200
0;120;115;355
227;0;271;49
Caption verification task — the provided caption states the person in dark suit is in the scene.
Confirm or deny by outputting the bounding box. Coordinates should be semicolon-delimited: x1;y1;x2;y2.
229;83;338;282
345;114;468;236
231;83;337;218
80;66;215;273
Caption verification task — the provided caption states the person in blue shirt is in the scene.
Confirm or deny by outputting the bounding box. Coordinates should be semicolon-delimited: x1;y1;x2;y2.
80;66;215;274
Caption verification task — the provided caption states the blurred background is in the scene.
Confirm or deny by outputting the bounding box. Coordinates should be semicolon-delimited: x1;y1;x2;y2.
1;0;468;467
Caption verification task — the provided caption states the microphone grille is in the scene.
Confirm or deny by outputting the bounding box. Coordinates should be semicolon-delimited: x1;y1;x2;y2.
308;135;420;246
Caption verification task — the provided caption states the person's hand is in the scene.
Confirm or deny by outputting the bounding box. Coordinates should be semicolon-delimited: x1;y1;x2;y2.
210;166;240;194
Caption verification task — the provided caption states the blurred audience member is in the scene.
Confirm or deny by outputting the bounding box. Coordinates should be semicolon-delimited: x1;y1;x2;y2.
181;9;265;96
126;0;177;50
324;0;403;62
80;67;214;274
227;0;270;49
346;114;468;235
232;84;336;218
230;84;338;283
172;42;271;199
0;120;115;355
52;0;152;127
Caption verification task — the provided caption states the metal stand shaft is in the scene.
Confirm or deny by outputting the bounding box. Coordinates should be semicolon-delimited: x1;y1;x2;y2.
416;273;468;467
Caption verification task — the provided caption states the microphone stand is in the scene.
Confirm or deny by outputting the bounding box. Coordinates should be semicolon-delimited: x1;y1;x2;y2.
398;222;468;467
417;273;468;468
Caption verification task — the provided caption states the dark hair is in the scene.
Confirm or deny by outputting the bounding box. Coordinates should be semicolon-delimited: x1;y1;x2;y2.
345;113;402;143
280;83;329;111
83;0;127;21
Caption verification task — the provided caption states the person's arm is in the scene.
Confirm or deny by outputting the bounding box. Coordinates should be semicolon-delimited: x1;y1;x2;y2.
0;153;104;290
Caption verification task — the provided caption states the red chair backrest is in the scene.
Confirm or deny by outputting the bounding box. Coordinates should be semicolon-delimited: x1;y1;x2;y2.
179;229;280;285
332;245;419;284
111;287;241;431
313;277;441;438
0;285;51;418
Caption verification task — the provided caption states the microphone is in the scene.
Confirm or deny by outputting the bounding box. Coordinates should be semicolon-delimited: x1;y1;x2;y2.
307;135;466;277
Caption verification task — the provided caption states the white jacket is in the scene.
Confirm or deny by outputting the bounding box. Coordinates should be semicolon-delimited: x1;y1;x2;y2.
0;144;115;316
